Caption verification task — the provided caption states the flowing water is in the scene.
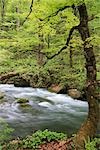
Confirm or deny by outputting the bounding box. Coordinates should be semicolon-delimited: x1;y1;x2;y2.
0;84;88;138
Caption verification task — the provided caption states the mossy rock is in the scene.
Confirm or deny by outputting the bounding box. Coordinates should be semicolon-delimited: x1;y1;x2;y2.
68;89;82;99
19;104;40;115
19;103;31;108
0;92;5;104
0;92;5;99
16;98;29;104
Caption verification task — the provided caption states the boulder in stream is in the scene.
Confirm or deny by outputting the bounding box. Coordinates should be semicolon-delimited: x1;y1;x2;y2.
48;84;68;94
0;91;5;99
14;77;30;87
16;98;29;104
68;89;82;99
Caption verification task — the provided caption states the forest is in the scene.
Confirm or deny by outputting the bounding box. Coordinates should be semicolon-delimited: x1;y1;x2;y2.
0;0;100;149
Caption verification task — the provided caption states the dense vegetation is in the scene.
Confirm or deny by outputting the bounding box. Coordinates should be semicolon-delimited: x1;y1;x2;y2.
0;0;100;89
0;0;100;149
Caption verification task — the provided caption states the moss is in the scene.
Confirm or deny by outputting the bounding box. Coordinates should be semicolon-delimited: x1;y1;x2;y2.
16;98;29;104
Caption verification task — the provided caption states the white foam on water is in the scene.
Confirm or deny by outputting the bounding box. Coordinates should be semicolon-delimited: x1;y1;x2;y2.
0;84;88;123
38;102;53;108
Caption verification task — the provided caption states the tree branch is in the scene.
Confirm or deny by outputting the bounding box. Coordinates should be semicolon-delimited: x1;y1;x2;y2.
21;0;34;26
43;25;78;65
46;5;71;20
88;14;98;21
39;5;71;22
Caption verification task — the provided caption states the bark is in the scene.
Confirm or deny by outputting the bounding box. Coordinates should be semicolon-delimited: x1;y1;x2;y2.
69;46;73;68
47;34;50;49
1;0;5;23
37;32;44;66
16;5;20;30
75;3;99;149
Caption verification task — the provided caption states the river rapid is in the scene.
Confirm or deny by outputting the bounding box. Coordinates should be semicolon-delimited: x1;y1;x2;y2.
0;84;88;138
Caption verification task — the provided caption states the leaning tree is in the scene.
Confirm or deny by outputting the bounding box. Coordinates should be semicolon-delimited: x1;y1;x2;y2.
39;1;99;149
16;0;99;149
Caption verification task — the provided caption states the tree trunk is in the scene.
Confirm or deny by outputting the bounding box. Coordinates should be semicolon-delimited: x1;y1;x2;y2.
1;0;5;30
47;34;50;49
37;33;44;66
16;6;20;30
1;0;5;23
69;46;73;68
75;3;99;149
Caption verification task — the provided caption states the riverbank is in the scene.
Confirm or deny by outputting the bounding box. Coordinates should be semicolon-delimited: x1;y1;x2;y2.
1;129;100;150
0;71;100;101
0;84;88;139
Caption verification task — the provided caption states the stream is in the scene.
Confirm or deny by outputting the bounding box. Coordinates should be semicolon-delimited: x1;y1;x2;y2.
0;84;89;138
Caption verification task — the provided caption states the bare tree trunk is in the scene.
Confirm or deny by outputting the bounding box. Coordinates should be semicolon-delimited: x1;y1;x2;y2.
69;46;73;68
1;0;5;23
47;34;50;49
37;33;44;66
75;3;99;149
16;6;20;30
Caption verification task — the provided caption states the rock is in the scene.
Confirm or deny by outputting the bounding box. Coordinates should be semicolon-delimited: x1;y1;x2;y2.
16;98;29;104
68;89;81;99
0;72;19;81
48;84;68;94
19;103;31;108
0;92;4;99
14;77;30;87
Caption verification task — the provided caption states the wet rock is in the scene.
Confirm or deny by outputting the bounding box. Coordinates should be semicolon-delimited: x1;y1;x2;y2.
19;103;32;110
48;84;68;94
68;89;82;99
14;77;30;87
19;103;30;107
16;98;29;104
19;104;40;115
0;92;4;99
0;72;30;87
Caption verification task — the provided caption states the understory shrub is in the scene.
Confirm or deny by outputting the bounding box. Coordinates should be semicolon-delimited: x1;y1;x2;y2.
85;137;100;150
22;129;67;149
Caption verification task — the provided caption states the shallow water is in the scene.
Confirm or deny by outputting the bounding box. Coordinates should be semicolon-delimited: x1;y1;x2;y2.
0;84;89;138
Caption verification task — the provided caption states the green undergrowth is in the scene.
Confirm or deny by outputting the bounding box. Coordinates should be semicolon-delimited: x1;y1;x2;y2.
22;129;67;149
4;129;67;150
0;119;14;144
85;137;100;150
2;129;100;150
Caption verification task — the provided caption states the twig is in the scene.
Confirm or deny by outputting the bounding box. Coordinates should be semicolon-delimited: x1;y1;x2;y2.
21;0;34;26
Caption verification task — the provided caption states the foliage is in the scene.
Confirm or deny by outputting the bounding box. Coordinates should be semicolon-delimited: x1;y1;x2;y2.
85;137;100;150
0;0;100;90
0;118;14;145
22;129;67;149
5;129;67;150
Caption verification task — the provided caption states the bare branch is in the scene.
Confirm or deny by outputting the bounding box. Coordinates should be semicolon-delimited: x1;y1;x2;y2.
43;25;78;65
44;5;71;21
88;14;98;21
21;0;34;26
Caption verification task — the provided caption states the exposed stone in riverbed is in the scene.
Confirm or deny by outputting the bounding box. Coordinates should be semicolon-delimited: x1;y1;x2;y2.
0;91;4;99
16;98;29;104
67;89;82;99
